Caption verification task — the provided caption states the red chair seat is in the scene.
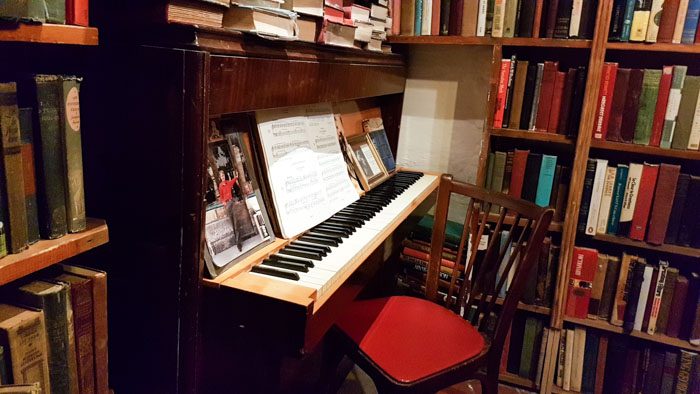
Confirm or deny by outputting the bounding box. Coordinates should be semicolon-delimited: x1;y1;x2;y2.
335;296;487;384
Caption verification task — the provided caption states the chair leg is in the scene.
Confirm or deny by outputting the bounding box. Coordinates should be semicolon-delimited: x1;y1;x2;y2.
317;331;348;394
479;368;499;394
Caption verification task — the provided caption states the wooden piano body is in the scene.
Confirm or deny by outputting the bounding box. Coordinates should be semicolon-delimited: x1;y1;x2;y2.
84;24;436;393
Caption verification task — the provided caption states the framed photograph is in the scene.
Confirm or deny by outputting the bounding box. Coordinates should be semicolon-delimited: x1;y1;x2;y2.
347;134;388;190
203;116;275;279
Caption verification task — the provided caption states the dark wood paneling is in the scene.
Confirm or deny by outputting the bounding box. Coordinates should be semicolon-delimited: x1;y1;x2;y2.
209;55;406;115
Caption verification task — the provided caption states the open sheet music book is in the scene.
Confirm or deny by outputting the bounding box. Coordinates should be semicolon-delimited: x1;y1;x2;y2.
255;103;360;238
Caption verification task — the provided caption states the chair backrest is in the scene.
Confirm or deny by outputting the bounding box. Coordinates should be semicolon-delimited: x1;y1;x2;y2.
426;174;554;371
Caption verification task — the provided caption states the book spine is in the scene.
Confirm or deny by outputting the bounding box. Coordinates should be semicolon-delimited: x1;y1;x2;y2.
677;175;700;246
554;0;574;38
629;163;659;240
645;0;665;41
633;265;654;331
34;75;68;239
661;66;688;148
548;71;566;133
598;256;621;319
393;0;402;35
657;0;682;42
0;83;28;254
18;108;39;244
2;311;51;391
441;0;451;34
491;0;506;37
655;267;679;333
621;69;645;142
516;0;536;37
607;165;629;234
569;0;583;37
535;328;548;384
622;261;646;331
502;55;517;127
502;151;514;193
528;63;544;130
675;350;695;393
642;268;658;332
59;77;86;233
563;328;574;390
518;317;538;378
610;0;628;40
679;273;699;339
519;62;538;129
476;0;488;35
570;327;586;391
581;330;599;392
494;59;511;127
45;0;66;23
557;69;577;134
671;76;700;150
486;0;494;34
509;60;529;128
502;0;518;37
596;166;617;234
588;253;608;317
681;0;700;43
593;63;618;140
400;0;416;35
665;173;690;244
421;0;432;35
665;275;688;337
68;281;96;394
594;335;608;394
618;162;643;236
556;329;566;387
621;0;638;40
650;66;674;147
66;0;89;26
660;352;678;393
431;0;441;35
535;154;557;207
414;0;423;35
585;159;608;235
687;82;700;149
565;247;598;319
646;164;681;244
607;68;632;142
673;0;690;43
647;261;668;334
459;0;478;36
577;159;597;233
630;0;652;40
634;69;662;145
545;0;559;37
535;61;559;132
611;253;635;326
508;149;529;198
491;151;507;192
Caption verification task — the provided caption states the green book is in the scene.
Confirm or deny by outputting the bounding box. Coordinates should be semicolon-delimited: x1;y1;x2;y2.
44;0;65;24
491;151;507;193
671;76;700;150
485;152;495;190
0;0;46;22
414;215;463;248
661;66;688;149
58;76;86;233
518;317;543;379
633;69;662;145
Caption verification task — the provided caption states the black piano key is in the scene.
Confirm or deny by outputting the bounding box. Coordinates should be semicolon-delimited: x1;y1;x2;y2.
310;227;349;238
279;247;323;261
316;223;354;235
327;217;363;227
340;207;374;217
306;232;344;244
269;254;315;268
299;235;339;247
289;242;329;256
261;259;309;273
251;265;300;281
292;240;332;254
333;213;366;224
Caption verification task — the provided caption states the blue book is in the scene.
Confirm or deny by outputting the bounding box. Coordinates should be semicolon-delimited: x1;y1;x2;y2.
581;330;600;392
535;154;557;207
620;0;637;41
606;164;629;234
682;0;700;43
414;0;423;35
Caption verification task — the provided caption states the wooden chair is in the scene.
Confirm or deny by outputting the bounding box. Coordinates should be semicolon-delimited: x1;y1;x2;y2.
323;174;554;394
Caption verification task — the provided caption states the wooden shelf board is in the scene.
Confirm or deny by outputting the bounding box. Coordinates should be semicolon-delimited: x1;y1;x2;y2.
590;139;700;159
564;316;700;351
487;212;564;232
387;35;592;48
490;128;575;145
551;385;578;393
606;41;700;53
0;23;98;45
591;233;700;258
499;371;538;389
0;218;109;286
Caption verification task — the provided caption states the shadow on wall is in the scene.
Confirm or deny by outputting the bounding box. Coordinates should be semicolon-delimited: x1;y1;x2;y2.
396;45;492;222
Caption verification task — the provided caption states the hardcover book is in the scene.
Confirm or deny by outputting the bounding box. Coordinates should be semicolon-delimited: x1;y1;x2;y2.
620;69;645;142
18;108;39;245
649;66;673;147
646;163;680;245
607;68;631;142
617;162;643;236
647;261;668;334
59;76;86;234
0;305;50;393
671;76;700;150
566;247;598;319
598;255;620;320
633;69;662;145
660;65;688;149
665;173;690;244
593;63;618;140
596;166;617;234
628;163;659;240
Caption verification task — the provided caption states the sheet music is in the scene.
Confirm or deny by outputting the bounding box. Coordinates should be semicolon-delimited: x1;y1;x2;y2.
256;103;360;238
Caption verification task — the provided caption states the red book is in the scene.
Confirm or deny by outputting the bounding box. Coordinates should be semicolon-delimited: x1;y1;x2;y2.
629;163;660;240
620;69;645;142
324;0;343;10
535;61;559;132
508;149;529;199
649;66;673;147
392;0;401;35
401;247;457;268
646;163;681;245
493;59;511;128
565;247;598;319
606;68;631;142
66;0;89;26
593;62;619;140
657;0;681;43
594;335;608;394
547;71;567;133
557;68;577;134
431;0;441;35
448;0;463;34
665;276;689;337
324;6;345;23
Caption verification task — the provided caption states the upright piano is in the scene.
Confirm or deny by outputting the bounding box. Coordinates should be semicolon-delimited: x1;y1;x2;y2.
85;20;437;393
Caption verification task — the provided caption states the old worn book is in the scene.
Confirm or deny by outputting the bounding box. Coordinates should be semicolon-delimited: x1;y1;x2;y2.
633;69;662;145
501;151;513;194
563;328;574;390
577;159;597;233
598;255;620;320
534;61;559;132
675;350;696;393
501;0;518;37
650;66;674;146
547;72;566;134
570;327;586;391
660;351;678;393
588;254;609;317
620;69;645;142
671;76;700;150
647;261;668;334
163;0;226;27
641;267;659;332
596;166;617;235
606;164;628;234
629;163;659;240
606;68;631;142
661;65;688;148
586;159;608;235
622;261;647;331
655;267;679;333
0;83;28;254
665;275;689;337
630;0;652;40
12;281;72;394
58;76;86;234
67;0;89;25
646;164;681;244
55;274;95;394
18;109;39;245
490;151;507;193
677;176;700;246
567;66;588;137
0;384;41;393
520;153;542;203
611;253;636;326
508;60;529;129
581;329;599;393
634;265;654;331
519;62;538;130
400;0;416;35
458;0;478;36
609;0;626;40
224;5;299;39
502;56;517;128
528;63;545;130
32;75;68;240
0;1;45;22
557;68;577;134
518;317;542;379
556;329;566;387
658;0;682;42
665;173;691;244
594;63;618;140
679;272;699;339
617;162;643;237
553;167;570;222
0;305;50;393
645;0;665;41
554;0;574;38
517;0;537;37
493;59;511;128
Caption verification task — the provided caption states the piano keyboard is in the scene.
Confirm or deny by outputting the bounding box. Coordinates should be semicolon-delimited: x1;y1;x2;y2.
250;171;437;295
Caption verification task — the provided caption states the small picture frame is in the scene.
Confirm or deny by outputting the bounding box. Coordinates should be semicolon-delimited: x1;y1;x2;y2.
347;134;388;190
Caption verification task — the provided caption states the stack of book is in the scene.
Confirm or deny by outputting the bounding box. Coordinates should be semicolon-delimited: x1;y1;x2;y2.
502;315;550;385
0;76;87;259
577;159;699;248
493;57;587;138
609;0;700;44
593;64;700;151
566;247;700;345
0;0;89;26
485;150;569;219
555;329;700;393
0;264;108;394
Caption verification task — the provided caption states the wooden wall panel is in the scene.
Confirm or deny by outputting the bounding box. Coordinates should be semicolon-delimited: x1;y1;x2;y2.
209;55;406;115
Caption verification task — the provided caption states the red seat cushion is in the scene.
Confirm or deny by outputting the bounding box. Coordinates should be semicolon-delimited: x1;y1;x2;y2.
335;296;487;383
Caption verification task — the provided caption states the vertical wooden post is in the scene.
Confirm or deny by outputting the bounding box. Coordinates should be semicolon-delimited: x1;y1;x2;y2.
476;44;503;187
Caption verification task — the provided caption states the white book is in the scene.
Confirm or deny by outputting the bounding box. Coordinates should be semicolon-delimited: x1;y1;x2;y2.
371;3;388;20
586;159;608;235
569;0;583;37
535;328;549;385
645;0;665;42
556;330;567;388
421;0;431;35
619;163;644;227
647;261;669;334
673;0;690;43
596;166;617;234
491;0;506;37
662;66;688;149
377;0;388;6
563;328;575;391
687;87;700;150
634;265;654;331
476;0;488;36
354;22;373;42
570;327;586;392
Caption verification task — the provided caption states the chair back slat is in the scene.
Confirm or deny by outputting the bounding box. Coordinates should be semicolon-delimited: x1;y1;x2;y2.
424;174;553;374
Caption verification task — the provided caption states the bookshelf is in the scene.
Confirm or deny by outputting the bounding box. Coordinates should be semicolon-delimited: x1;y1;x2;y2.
589;139;700;160
490;128;575;145
0;23;98;45
606;42;700;54
387;36;592;48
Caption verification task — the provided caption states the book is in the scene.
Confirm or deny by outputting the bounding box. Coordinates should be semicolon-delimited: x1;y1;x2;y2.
594;335;608;393
459;0;479;36
535;154;557;207
162;1;227;28
603;337;628;392
0;384;41;393
588;253;609;317
520;152;541;203
633;264;654;331
620;69;645;142
645;0;665;41
0;305;50;392
629;163;659;240
566;247;598;319
581;329;599;393
609;0;627;40
518;317;542;379
650;66;674;146
630;0;652;40
557;68;577;134
58;76;86;234
661;65;688;149
596;166;617;234
633;69;662;145
0;0;46;22
658;0;682;42
646;164;681;244
607;68;631;142
556;329;566;387
563;328;574;390
606;164;629;234
67;0;89;26
490;151;507;193
644;350;666;394
400;0;416;34
517;0;536;37
618;162;643;236
622;260;646;331
570;327;586;391
681;0;700;43
508;149;529;198
675;350;696;393
671;76;700;150
660;351;678;393
32;75;68;240
545;0;560;37
598;255;620;320
528;63;545;130
641;267;659;332
611;253;636;326
502;55;517;128
554;0;574;38
491;0;506;37
501;0;518;37
621;347;640;392
677;176;700;246
0;83;28;254
676;1;692;43
665;275;689;337
547;72;566;134
44;0;65;23
679;272;699;339
509;60;529;129
593;63;618;140
476;0;487;35
367;129;396;173
18;109;39;245
506;315;526;373
665;173;690;244
655;267;679;333
647;261;668;334
519;62;538;130
688;80;700;149
567;66;588;137
534;61;559;132
586;159;608;235
577;159;597;233
535;328;548;384
621;0;637;41
494;59;511;128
